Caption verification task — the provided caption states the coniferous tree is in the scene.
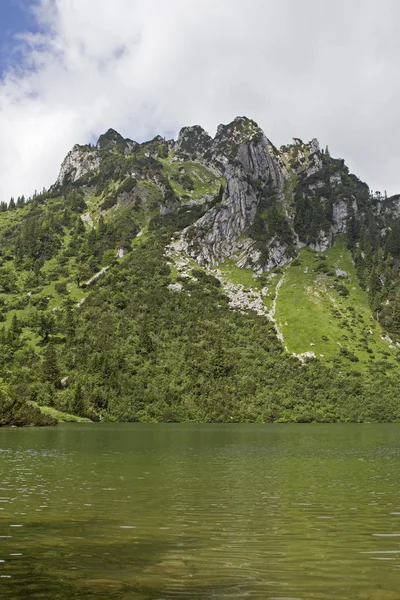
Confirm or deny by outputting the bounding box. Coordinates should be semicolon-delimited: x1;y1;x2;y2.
64;301;76;341
75;216;85;235
8;313;22;343
42;343;60;387
71;383;84;416
37;312;55;343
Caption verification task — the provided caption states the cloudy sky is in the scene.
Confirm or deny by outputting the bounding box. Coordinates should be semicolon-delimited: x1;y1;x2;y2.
0;0;399;202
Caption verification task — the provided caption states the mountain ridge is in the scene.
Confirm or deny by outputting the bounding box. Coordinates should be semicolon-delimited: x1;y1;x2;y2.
1;115;400;425
54;115;393;272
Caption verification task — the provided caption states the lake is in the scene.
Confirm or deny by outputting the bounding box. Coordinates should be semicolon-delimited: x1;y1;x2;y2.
1;423;400;599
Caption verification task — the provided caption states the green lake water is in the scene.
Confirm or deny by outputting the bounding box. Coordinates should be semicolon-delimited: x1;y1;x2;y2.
1;424;400;599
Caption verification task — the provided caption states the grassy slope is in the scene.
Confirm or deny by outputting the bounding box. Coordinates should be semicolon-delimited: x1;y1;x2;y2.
215;259;286;314
275;236;400;370
216;259;262;289
161;159;223;201
30;402;91;423
202;236;400;374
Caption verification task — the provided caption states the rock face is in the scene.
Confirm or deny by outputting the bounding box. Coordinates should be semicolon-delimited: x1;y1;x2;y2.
56;145;100;187
97;128;137;154
174;126;213;161
54;115;376;274
379;194;400;217
174;121;290;267
116;247;129;258
165;118;372;271
182;146;285;264
55;128;140;187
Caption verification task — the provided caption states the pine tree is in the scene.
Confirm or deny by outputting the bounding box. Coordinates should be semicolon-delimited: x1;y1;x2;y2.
98;215;107;238
75;216;85;235
33;258;44;276
8;313;22;343
385;220;400;258
42;343;60;387
212;342;231;378
368;268;381;311
71;383;84;416
390;295;400;334
37;312;55;343
347;216;359;251
64;301;76;340
138;325;154;354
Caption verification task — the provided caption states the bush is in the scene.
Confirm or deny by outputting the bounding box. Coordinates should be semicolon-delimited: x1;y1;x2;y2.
0;397;57;427
336;284;350;297
118;177;137;195
340;347;359;362
55;282;68;295
100;194;118;211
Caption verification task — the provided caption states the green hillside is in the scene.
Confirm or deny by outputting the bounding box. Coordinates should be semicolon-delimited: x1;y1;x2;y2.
276;236;399;371
2;118;400;425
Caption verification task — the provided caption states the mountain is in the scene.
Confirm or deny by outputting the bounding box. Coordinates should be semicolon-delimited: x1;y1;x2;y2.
1;116;400;426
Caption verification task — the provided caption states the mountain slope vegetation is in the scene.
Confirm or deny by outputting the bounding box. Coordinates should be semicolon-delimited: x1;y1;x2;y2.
2;117;400;425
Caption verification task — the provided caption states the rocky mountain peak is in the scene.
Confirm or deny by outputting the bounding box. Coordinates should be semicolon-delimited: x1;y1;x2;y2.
96;128;128;152
280;136;323;177
174;125;213;161
210;117;263;161
215;116;260;138
55;143;100;187
52;115;376;276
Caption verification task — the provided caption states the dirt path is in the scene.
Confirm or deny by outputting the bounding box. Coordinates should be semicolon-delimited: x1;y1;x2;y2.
267;266;289;349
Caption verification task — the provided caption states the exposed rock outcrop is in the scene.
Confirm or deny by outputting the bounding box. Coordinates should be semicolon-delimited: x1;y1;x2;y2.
165;117;368;271
97;128;137;154
56;145;100;187
174;126;213;161
179;125;289;266
54;116;375;277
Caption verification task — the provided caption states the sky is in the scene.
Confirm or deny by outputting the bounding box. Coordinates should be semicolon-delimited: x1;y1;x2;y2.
0;0;399;203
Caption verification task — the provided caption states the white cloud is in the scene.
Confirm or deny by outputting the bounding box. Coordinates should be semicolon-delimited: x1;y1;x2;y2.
1;0;400;201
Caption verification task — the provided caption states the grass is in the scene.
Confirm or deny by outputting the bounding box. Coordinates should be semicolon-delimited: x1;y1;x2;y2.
216;259;262;289
30;402;92;423
0;195;153;348
161;159;223;201
213;236;400;373
216;258;287;314
275;235;400;370
3;189;399;379
261;268;287;313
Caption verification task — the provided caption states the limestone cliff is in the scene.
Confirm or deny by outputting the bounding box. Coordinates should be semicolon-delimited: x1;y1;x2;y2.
56;145;100;187
53;116;376;273
168;118;369;270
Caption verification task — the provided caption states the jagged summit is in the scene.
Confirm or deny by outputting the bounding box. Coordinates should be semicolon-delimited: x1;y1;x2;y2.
96;128;138;155
175;125;213;161
54;115;396;275
96;128;124;148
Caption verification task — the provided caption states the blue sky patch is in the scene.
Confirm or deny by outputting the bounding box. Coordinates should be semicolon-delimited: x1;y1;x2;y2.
0;0;40;75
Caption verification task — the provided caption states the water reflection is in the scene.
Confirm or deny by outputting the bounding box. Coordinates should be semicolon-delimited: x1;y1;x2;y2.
1;424;400;599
